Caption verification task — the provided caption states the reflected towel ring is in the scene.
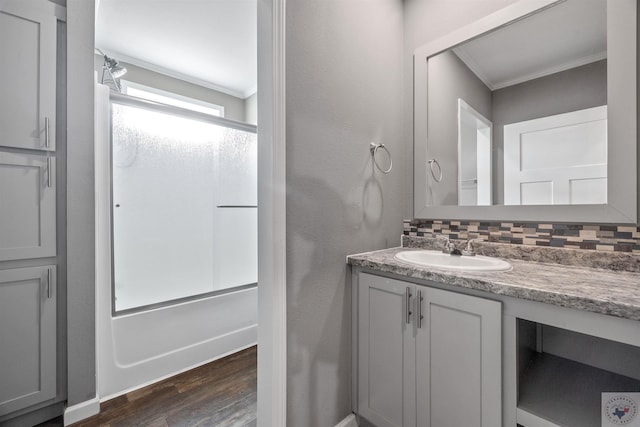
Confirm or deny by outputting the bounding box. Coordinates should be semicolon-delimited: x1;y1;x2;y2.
370;142;393;174
428;159;442;182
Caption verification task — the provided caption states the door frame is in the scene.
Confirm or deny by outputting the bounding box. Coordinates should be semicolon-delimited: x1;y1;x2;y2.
257;0;287;425
65;0;288;425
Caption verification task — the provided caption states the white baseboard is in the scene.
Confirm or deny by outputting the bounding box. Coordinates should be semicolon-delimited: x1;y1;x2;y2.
335;413;358;427
63;397;100;426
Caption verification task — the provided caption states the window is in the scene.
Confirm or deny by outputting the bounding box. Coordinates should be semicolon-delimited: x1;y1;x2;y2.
121;80;225;117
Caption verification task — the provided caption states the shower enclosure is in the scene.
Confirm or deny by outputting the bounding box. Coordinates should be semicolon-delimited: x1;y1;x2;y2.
96;85;257;399
111;93;257;312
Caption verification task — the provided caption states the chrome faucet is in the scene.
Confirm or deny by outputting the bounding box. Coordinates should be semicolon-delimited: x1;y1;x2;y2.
435;234;461;255
462;238;483;256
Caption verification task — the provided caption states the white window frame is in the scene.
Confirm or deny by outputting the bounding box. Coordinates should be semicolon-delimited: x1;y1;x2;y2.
120;80;225;118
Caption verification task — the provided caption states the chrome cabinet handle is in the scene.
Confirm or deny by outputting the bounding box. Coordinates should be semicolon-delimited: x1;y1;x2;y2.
406;287;412;324
417;290;424;328
47;157;52;188
47;268;52;298
45;117;50;148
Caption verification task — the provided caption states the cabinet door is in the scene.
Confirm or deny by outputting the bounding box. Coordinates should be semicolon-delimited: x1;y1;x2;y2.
0;1;56;151
0;266;57;416
416;287;501;427
358;273;416;427
0;151;56;261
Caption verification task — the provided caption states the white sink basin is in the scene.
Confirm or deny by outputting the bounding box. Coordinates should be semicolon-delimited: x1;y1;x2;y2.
394;250;511;272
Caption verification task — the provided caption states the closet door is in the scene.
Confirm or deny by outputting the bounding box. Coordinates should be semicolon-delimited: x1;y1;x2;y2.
0;152;56;261
0;1;56;151
0;266;57;416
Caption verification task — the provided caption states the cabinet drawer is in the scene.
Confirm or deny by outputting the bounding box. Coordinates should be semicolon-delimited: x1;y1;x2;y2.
0;151;56;261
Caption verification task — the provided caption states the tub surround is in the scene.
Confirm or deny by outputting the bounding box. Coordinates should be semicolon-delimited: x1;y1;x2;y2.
347;238;640;321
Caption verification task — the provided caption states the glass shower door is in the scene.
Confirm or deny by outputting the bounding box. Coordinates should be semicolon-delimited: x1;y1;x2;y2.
110;98;257;312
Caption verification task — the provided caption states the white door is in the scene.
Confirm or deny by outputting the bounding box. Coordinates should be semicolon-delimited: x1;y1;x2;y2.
358;273;416;427
503;106;607;205
458;99;492;206
416;287;502;427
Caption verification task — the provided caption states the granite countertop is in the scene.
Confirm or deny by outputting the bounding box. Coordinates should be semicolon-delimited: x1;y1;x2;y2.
347;247;640;321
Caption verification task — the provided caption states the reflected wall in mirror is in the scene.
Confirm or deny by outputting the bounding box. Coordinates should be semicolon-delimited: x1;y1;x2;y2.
414;0;638;223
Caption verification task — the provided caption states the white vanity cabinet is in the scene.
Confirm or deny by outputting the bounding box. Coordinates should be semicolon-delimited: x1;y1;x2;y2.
350;248;640;427
356;273;502;427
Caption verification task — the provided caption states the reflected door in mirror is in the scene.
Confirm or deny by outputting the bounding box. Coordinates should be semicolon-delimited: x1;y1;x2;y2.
458;99;492;206
503;106;607;205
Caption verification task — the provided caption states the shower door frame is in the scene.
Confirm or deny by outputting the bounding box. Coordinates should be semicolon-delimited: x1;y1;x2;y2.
108;92;258;316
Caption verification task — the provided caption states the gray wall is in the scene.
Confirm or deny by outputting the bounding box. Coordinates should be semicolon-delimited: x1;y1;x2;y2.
67;0;96;405
427;50;492;205
245;92;258;125
492;60;607;203
285;0;405;424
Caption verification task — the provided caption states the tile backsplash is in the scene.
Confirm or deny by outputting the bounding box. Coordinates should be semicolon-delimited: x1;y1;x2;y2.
404;219;640;253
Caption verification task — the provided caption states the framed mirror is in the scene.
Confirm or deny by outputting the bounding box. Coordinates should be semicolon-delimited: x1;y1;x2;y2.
414;0;638;223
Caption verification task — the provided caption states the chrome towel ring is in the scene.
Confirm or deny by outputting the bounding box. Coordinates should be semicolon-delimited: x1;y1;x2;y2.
370;142;393;174
428;159;442;182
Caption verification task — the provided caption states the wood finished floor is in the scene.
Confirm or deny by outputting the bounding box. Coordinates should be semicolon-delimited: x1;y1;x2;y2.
39;346;256;427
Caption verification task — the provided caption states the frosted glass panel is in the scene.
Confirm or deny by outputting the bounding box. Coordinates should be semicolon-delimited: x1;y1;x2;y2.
111;103;257;312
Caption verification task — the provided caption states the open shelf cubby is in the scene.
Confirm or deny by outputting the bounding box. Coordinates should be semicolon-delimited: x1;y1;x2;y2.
516;320;640;427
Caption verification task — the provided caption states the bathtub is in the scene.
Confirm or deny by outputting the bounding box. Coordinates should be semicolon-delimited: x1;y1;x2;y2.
95;83;258;399
97;287;257;399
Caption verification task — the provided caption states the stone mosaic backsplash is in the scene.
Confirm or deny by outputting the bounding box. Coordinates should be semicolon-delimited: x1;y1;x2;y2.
404;219;640;253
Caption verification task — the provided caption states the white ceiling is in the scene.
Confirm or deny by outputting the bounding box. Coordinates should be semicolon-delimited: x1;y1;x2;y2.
452;0;607;90
95;0;257;99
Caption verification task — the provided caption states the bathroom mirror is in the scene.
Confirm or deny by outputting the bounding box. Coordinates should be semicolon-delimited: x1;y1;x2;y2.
414;0;638;223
